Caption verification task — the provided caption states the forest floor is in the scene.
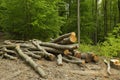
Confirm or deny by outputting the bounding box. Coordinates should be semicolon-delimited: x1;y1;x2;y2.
0;33;120;80
0;58;120;80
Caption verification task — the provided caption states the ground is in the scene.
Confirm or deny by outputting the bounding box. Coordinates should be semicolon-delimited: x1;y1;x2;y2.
0;58;120;80
0;33;120;80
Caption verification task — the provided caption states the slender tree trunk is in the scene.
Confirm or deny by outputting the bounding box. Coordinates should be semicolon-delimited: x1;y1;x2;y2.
94;0;98;44
103;0;108;37
109;0;112;30
118;0;120;23
77;0;80;45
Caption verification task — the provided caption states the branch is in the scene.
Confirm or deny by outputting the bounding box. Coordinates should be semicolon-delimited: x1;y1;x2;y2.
104;59;112;75
57;54;63;66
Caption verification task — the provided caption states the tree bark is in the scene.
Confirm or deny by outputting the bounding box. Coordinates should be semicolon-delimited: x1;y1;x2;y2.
57;54;63;66
15;45;46;78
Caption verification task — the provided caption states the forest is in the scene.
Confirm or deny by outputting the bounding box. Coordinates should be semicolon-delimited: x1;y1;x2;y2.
0;0;120;57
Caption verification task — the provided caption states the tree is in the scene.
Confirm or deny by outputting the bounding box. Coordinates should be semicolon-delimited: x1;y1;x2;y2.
1;0;64;40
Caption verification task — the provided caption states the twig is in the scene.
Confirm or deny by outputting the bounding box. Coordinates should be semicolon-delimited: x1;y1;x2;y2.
104;59;112;75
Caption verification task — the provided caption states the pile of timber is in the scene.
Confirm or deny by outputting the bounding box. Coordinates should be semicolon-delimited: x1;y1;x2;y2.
0;32;99;78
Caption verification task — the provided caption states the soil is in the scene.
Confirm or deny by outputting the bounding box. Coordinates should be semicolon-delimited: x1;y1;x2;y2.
0;33;120;80
0;58;120;80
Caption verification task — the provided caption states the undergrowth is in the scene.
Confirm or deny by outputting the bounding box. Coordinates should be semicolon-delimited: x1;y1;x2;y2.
79;24;120;58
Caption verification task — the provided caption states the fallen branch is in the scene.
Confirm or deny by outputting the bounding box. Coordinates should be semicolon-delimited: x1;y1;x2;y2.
104;59;112;75
24;49;41;59
62;57;85;64
4;53;17;60
15;44;46;78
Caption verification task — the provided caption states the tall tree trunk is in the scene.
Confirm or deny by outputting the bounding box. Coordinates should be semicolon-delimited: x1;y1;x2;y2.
109;0;112;30
77;0;80;45
103;0;108;37
118;0;120;23
94;0;98;44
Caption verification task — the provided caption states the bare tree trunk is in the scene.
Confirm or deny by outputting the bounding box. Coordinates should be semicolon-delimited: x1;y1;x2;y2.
103;0;108;36
118;0;120;23
77;0;80;45
94;0;98;44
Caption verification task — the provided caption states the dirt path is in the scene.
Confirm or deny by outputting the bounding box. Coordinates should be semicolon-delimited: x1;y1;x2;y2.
0;58;120;80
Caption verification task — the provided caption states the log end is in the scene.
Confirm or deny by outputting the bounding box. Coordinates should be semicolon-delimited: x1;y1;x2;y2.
81;60;85;64
93;55;99;63
64;50;71;55
110;59;120;70
48;54;55;61
70;32;77;43
73;50;81;58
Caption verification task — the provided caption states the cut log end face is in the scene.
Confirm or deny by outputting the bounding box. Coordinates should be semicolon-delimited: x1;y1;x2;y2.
81;60;85;64
69;34;77;43
74;53;81;58
93;55;99;62
110;59;120;70
47;54;55;61
64;50;71;55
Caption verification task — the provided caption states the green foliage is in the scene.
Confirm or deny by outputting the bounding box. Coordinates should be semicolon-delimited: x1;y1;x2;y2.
79;24;120;57
100;24;120;57
1;0;64;40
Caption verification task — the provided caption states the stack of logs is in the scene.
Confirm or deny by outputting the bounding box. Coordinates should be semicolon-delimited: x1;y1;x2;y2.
0;32;99;78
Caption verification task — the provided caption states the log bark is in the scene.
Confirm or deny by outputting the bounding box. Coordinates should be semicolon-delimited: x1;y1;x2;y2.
24;49;41;59
57;54;63;66
73;50;81;58
15;45;46;78
2;47;16;55
4;53;17;60
39;42;78;50
32;40;55;61
51;32;76;43
62;57;85;64
57;36;77;44
67;55;80;60
41;46;64;55
81;53;99;63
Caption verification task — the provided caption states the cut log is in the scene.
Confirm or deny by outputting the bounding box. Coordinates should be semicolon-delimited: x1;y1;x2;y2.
15;45;46;78
32;40;55;61
66;55;80;60
24;49;41;59
81;53;92;63
41;46;64;55
4;53;17;60
57;36;77;44
57;54;63;66
51;32;76;43
81;53;99;63
2;47;16;55
62;57;85;64
110;59;120;70
73;50;81;58
39;42;78;50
